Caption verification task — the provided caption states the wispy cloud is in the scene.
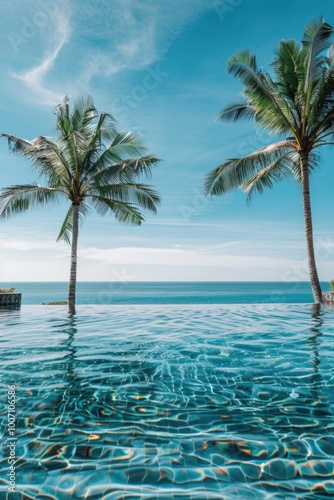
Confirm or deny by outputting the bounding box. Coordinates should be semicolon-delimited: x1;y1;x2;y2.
73;0;217;85
1;237;66;253
79;245;299;270
7;0;217;104
11;11;71;105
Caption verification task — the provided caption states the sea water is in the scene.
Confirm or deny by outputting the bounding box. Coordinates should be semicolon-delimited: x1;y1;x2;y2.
2;281;331;305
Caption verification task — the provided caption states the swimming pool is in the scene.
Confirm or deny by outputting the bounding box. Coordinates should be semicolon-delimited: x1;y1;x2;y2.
1;304;334;499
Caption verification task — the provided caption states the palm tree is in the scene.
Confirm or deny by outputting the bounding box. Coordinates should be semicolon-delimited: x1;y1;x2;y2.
204;17;334;303
0;95;160;314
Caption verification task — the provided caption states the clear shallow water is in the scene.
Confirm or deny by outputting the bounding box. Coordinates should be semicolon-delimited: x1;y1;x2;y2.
0;304;334;499
3;281;332;305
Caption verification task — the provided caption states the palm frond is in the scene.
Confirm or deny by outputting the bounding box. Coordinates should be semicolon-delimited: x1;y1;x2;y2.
217;101;256;122
227;50;271;108
226;50;297;135
300;17;334;126
82;131;148;179
308;68;334;128
228;49;258;72
0;184;64;218
86;112;117;151
242;151;298;202
88;154;160;187
2;134;73;186
70;95;98;132
204;142;296;196
55;95;71;136
1;134;32;153
108;131;148;157
91;196;145;225
271;39;301;100
302;17;333;62
90;183;160;213
257;71;299;134
57;202;91;244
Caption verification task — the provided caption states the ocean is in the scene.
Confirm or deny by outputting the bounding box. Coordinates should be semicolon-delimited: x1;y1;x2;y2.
2;281;331;305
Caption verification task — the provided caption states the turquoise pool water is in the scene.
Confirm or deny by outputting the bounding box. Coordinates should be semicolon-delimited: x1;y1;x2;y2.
0;304;334;499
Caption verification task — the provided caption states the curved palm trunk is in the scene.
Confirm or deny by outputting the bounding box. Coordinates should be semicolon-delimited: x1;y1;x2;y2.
68;203;80;315
300;152;322;304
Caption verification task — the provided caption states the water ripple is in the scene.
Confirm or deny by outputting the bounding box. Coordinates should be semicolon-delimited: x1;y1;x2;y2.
0;304;334;499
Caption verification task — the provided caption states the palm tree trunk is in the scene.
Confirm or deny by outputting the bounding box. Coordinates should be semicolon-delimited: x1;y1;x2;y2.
300;152;322;303
68;203;80;315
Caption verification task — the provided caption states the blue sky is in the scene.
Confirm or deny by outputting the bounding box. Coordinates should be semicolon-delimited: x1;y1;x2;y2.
0;0;334;282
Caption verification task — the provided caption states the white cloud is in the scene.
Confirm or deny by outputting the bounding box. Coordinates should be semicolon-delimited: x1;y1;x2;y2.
1;237;66;253
79;244;299;271
2;238;334;282
11;10;71;105
0;258;69;282
72;0;217;84
6;0;218;104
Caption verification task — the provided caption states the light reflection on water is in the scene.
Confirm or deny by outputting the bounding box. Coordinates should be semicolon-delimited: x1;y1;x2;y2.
0;304;334;499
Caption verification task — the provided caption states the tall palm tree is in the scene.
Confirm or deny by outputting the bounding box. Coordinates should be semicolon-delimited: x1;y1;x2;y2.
204;17;334;303
0;95;160;314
